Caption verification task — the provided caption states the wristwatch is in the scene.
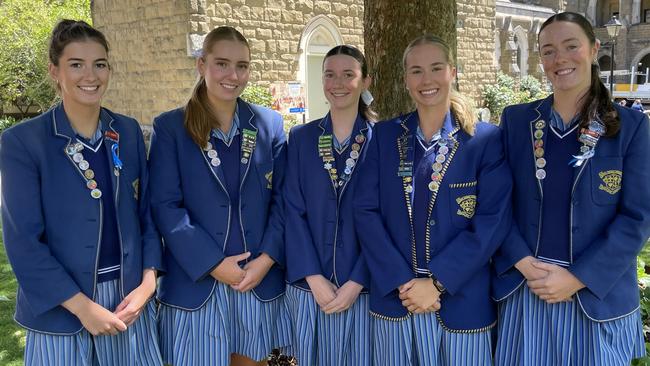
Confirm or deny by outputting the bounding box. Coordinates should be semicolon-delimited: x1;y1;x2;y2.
431;276;446;294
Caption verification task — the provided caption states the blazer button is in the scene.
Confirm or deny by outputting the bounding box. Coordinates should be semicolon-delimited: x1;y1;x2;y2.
429;219;436;226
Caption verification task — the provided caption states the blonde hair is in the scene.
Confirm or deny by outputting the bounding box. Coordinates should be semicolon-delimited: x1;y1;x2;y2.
184;26;250;148
402;34;476;135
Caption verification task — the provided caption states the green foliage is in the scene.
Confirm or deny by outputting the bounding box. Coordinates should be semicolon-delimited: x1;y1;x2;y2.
481;72;550;123
633;254;650;365
0;116;20;134
241;84;273;108
0;0;91;118
0;229;24;366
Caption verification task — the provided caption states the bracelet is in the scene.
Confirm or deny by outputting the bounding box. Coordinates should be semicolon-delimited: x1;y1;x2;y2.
431;276;446;294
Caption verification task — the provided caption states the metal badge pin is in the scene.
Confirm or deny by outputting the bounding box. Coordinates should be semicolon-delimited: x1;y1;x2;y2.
84;169;95;179
207;150;218;159
211;158;221;167
79;160;90;171
72;153;84;163
91;188;102;199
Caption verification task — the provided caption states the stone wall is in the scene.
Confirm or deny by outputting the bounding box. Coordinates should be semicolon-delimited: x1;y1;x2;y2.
92;0;196;125
457;0;498;105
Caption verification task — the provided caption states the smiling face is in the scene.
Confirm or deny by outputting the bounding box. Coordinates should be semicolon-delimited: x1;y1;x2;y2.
404;43;456;110
539;21;599;96
48;40;110;109
322;54;370;112
198;39;250;106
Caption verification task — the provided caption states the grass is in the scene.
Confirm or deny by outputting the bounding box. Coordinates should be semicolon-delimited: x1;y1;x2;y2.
0;227;25;366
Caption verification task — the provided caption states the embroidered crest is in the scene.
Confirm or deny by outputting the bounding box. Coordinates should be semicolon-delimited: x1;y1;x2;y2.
265;171;273;189
598;170;622;195
456;195;477;219
132;178;140;200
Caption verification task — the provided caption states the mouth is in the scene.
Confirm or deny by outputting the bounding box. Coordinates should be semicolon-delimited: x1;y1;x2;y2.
555;68;575;76
220;83;238;90
419;88;439;97
78;86;100;92
330;92;349;98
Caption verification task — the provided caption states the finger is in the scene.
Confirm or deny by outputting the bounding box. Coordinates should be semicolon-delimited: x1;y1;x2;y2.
527;279;546;290
322;297;342;313
234;252;252;263
407;304;418;313
399;280;415;293
114;299;129;314
530;261;555;271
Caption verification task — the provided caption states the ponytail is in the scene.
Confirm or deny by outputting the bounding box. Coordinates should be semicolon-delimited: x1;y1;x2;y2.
358;96;378;122
578;63;619;137
184;77;216;148
450;91;476;135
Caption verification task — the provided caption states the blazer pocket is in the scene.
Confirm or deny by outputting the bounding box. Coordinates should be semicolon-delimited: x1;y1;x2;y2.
589;157;622;205
448;181;477;228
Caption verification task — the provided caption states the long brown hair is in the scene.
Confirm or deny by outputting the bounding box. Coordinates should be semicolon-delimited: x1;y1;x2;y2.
539;12;619;137
184;26;250;148
402;34;476;135
323;45;378;122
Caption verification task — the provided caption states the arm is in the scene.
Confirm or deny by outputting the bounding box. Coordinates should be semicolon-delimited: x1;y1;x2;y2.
259;112;287;266
283;127;324;282
569;113;650;300
148;116;225;282
491;107;532;276
135;122;163;273
0;129;81;316
353;130;412;297
427;127;513;295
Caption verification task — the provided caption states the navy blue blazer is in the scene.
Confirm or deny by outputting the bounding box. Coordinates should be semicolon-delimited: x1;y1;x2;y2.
492;96;650;321
149;99;286;309
0;103;162;334
354;111;512;331
284;114;371;290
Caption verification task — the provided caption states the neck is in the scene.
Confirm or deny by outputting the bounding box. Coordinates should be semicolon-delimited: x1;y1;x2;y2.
416;104;448;141
553;86;589;125
62;99;101;139
209;96;237;133
330;107;358;143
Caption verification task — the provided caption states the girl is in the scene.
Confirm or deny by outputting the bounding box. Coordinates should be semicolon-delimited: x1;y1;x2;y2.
148;26;287;366
353;35;512;365
492;12;650;366
0;20;163;365
284;45;375;365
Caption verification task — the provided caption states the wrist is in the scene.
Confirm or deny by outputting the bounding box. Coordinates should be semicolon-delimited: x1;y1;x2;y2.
430;276;446;294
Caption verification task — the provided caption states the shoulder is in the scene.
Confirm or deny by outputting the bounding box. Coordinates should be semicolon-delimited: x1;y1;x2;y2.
502;98;544;119
246;102;282;126
153;107;185;130
471;121;501;140
2;110;51;144
289;118;321;138
102;107;141;134
373;114;409;136
613;103;649;138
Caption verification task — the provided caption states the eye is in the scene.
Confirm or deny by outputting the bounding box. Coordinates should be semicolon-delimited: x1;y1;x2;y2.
432;66;444;72
344;72;354;78
216;61;228;69
95;62;108;69
409;69;422;75
70;62;83;69
324;72;334;79
237;63;249;70
542;49;555;57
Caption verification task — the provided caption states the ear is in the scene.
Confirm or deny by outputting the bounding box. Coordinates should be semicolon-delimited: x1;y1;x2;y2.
48;63;58;82
451;66;457;79
592;39;601;59
196;57;206;77
363;75;372;90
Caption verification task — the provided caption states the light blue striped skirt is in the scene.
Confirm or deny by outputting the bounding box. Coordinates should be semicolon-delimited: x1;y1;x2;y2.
24;279;162;366
372;311;492;366
284;284;372;366
496;283;646;366
158;282;289;366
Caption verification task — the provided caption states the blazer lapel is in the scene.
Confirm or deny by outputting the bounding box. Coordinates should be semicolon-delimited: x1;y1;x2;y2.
529;97;553;199
317;114;339;196
337;116;370;200
102;110;121;207
238;100;257;185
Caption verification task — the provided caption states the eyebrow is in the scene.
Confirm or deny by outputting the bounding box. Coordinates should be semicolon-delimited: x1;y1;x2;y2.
407;62;445;69
323;68;356;73
541;38;579;48
213;57;249;64
66;58;108;62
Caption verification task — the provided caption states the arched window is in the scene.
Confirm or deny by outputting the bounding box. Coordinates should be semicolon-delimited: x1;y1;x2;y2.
513;26;528;77
298;16;343;121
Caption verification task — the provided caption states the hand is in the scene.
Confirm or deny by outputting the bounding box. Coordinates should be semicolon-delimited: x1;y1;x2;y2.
305;274;337;309
399;278;441;314
527;261;585;303
231;253;275;292
63;293;127;336
515;256;549;281
114;269;157;326
210;252;250;285
321;280;363;314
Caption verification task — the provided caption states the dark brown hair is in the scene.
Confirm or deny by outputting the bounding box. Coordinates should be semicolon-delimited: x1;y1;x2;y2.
323;45;378;122
185;26;250;148
539;12;619;137
49;19;110;66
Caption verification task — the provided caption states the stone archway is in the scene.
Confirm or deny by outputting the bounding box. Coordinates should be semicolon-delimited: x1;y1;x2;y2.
513;26;529;77
297;16;343;121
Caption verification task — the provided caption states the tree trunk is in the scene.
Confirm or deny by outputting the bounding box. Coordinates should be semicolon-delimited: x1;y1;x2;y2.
364;0;457;119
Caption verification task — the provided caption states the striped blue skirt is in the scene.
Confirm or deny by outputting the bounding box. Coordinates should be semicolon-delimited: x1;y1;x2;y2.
158;282;290;365
24;279;162;366
284;284;372;366
372;311;492;366
496;283;646;366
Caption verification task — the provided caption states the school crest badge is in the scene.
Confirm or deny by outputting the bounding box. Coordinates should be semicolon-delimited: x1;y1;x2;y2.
265;171;273;189
456;195;476;219
132;178;140;200
598;170;622;195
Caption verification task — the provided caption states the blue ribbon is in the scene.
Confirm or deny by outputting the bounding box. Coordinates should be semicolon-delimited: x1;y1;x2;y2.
111;143;123;170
